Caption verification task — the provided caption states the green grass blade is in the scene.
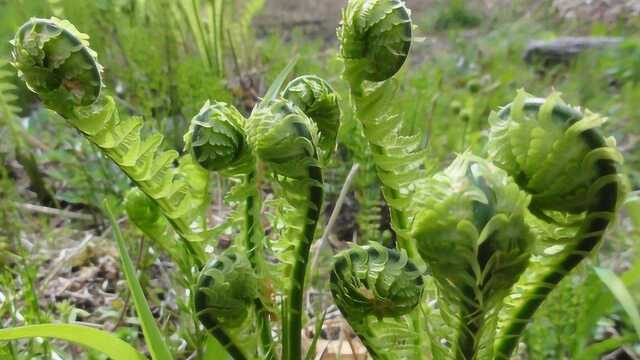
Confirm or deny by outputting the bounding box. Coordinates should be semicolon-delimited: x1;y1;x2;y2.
261;55;299;104
594;266;640;339
0;324;145;360
575;335;635;360
105;200;174;360
303;310;327;360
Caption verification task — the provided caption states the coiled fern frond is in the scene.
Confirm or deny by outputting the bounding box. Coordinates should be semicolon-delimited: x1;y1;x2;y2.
247;97;325;359
195;250;259;360
247;98;320;179
339;0;424;260
411;153;533;359
338;0;412;90
11;18;103;116
488;90;623;214
281;75;341;162
330;242;424;359
487;91;625;359
11;18;210;250
184;100;253;174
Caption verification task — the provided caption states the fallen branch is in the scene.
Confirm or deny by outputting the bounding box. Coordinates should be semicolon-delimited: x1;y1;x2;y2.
14;202;93;221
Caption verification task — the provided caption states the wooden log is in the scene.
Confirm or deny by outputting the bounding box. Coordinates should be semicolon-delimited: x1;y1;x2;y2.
523;36;623;66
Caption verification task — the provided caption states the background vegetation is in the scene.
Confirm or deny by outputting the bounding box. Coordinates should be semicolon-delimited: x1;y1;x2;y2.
0;0;639;358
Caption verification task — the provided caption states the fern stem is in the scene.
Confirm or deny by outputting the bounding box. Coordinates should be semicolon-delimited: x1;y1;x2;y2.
196;312;249;360
284;165;323;360
493;129;620;359
369;143;424;358
244;172;274;359
456;285;484;360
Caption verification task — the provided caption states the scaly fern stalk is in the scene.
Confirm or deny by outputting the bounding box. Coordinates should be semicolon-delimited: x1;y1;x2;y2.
185;101;275;358
411;153;533;359
247;99;324;360
10;18;208;264
338;1;424;356
488;92;624;359
330;242;424;359
338;0;422;261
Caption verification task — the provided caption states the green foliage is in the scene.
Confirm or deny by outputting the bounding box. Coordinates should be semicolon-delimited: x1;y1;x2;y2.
412;154;532;358
195;251;258;329
194;250;260;360
11;17;103;114
185;101;252;174
487;90;623;213
105;201;175;360
433;0;481;31
247;99;319;178
0;324;145;359
330;242;424;359
281;75;341;162
338;0;412;89
2;1;639;360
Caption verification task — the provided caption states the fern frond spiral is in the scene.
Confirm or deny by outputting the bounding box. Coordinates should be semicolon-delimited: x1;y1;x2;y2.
11;19;210;252
489;92;625;359
194;251;258;360
487;90;622;214
247;97;324;359
330;242;424;359
281;75;341;161
246;98;320;178
11;17;103;115
338;0;412;90
411;153;533;359
185;100;253;174
331;242;424;320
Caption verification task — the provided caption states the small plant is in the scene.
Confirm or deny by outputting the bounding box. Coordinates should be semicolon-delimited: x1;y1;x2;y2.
1;1;627;359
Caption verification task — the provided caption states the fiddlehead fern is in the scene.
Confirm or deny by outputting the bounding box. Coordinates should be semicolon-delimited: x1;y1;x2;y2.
338;0;412;92
338;2;426;356
330;242;424;359
184;100;253;174
487;91;624;359
11;18;209;259
185;100;275;358
338;0;423;262
11;18;102;116
247;98;324;359
194;250;259;360
281;75;341;161
411;153;533;359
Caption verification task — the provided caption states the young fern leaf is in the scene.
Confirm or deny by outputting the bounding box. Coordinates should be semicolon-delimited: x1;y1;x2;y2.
194;250;259;360
124;188;176;259
184;100;253;175
11;18;210;257
338;2;426;357
338;0;412;92
247;99;324;360
339;0;422;260
281;75;341;162
411;153;533;360
487;91;625;359
11;18;103;116
330;242;424;359
185;101;275;358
